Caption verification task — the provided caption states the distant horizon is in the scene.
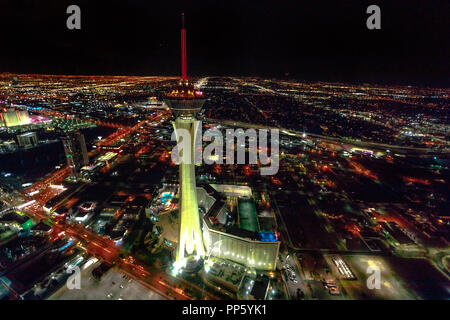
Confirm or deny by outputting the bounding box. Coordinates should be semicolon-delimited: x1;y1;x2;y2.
1;1;448;88
1;72;448;89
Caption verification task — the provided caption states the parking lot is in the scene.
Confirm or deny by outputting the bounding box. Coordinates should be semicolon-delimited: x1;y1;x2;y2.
49;258;165;300
328;255;416;300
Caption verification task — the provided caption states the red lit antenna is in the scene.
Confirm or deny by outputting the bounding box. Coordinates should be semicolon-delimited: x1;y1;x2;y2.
181;13;187;79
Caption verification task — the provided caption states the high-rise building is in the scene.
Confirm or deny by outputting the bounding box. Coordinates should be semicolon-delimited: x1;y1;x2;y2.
61;131;89;178
17;132;38;148
165;13;206;273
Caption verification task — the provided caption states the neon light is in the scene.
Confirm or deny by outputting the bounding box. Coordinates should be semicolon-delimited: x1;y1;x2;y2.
59;240;73;252
27;190;39;196
49;184;66;190
17;200;36;209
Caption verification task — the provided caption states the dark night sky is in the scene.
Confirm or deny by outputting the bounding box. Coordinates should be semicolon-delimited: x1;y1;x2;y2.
0;0;448;86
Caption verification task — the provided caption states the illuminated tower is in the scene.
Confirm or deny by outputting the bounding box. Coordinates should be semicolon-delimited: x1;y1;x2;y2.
165;13;206;273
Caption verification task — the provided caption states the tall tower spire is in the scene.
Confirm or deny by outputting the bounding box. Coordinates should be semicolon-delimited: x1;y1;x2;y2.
165;13;206;274
181;12;187;79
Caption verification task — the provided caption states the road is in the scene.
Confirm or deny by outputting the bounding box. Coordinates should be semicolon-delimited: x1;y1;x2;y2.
279;253;310;300
203;118;449;155
0;109;224;301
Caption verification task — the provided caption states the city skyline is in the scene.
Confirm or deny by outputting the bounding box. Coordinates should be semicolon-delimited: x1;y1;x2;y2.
0;1;449;308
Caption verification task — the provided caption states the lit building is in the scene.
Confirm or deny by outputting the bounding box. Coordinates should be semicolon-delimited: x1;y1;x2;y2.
198;185;280;271
143;97;165;109
16;132;38;148
164;13;206;272
96;151;117;167
165;83;206;270
61;131;89;178
0;110;31;127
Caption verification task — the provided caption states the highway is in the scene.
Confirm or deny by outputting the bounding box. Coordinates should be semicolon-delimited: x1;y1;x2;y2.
203;117;450;155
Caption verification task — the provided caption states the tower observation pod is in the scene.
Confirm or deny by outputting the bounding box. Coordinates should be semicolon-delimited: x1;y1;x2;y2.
165;13;206;274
